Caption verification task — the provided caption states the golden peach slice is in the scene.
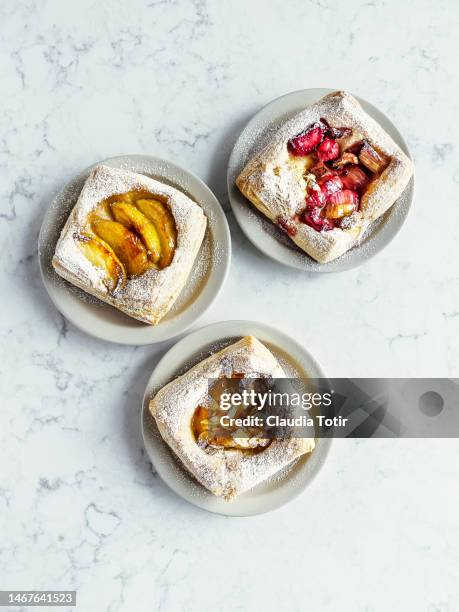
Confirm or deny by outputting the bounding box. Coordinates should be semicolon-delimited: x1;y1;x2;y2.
106;190;139;205
91;219;149;277
74;233;126;293
111;201;161;263
192;406;210;438
135;198;177;268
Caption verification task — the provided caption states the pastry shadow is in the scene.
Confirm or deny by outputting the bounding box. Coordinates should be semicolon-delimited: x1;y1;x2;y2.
227;208;325;282
17;185;73;330
120;349;211;516
205;108;255;213
26;185;130;346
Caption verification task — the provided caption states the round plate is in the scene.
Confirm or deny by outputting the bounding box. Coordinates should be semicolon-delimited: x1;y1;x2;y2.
141;320;331;516
39;155;231;344
228;88;415;272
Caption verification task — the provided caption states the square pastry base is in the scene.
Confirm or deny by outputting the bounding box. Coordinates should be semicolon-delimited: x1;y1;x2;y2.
149;336;315;500
52;164;207;324
236;91;413;263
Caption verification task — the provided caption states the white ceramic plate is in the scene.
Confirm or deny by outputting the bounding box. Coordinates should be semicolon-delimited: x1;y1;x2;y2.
142;320;331;516
228;88;415;272
39;155;231;345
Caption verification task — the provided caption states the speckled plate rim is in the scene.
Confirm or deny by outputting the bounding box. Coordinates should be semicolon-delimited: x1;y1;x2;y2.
227;87;415;272
39;155;231;345
141;320;332;517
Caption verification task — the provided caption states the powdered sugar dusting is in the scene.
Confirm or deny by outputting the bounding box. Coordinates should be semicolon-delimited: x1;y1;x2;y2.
244;177;413;271
168;233;212;316
52;164;209;324
232;91;414;269
149;336;315;500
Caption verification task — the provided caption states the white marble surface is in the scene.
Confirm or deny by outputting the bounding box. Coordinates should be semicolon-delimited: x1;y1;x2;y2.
1;0;459;610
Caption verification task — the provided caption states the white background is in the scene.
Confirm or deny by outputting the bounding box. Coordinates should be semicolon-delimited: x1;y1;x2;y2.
1;0;458;610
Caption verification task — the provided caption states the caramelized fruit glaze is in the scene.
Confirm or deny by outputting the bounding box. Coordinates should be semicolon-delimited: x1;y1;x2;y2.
74;190;177;294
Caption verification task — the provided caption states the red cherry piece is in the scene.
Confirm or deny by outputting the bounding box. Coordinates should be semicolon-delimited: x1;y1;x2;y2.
316;137;340;162
327;189;359;206
319;173;343;198
300;210;335;232
288;125;324;156
324;190;359;220
305;190;325;210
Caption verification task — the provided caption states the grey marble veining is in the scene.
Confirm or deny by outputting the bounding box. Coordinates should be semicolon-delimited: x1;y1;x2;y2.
1;0;458;610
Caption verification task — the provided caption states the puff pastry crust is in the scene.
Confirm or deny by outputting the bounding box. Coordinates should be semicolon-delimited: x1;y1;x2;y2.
236;91;414;263
52;165;207;324
150;336;315;500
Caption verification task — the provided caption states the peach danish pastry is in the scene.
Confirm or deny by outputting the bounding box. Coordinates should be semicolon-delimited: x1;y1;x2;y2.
52;165;207;324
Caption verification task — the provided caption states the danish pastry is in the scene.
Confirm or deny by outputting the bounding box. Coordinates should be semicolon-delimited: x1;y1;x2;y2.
236;91;413;263
52;165;207;324
149;336;315;500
